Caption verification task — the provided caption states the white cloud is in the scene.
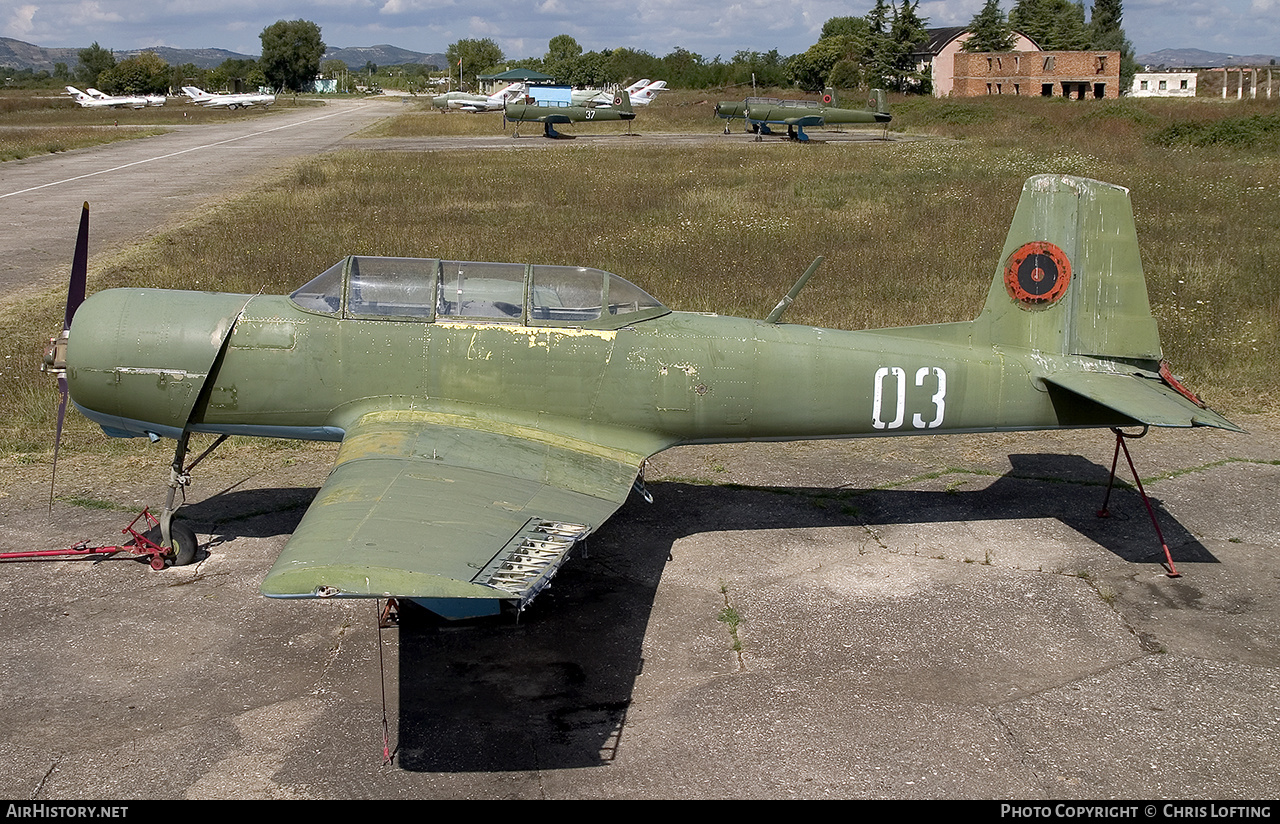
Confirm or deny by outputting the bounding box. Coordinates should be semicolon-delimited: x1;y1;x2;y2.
4;4;38;38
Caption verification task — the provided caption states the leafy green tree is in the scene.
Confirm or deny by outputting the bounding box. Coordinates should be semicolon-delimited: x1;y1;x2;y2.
730;49;788;88
76;42;115;87
1088;0;1136;90
863;0;894;88
886;1;929;92
171;62;204;92
661;47;707;87
568;51;609;87
789;35;863;91
98;51;170;95
210;58;266;92
260;19;325;91
604;48;662;85
822;16;870;41
964;0;1016;51
543;34;583;83
827;59;865;92
445;38;504;88
1010;0;1087;49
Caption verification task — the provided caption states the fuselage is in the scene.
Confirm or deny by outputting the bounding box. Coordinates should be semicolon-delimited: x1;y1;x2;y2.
66;284;1075;452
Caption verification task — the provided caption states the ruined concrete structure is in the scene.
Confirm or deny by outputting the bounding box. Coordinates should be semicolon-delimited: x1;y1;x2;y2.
952;50;1122;98
919;27;1121;99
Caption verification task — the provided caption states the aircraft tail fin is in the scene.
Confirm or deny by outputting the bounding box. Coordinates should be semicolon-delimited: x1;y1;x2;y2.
976;175;1160;360
612;89;633;114
974;175;1239;431
868;89;888;114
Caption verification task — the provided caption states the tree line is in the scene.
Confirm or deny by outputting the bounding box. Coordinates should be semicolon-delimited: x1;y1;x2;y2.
447;1;1132;94
9;20;327;95
7;2;1133;97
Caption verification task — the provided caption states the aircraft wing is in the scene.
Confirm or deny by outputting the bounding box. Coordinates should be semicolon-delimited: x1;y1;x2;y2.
1041;370;1243;432
260;409;673;610
783;115;825;127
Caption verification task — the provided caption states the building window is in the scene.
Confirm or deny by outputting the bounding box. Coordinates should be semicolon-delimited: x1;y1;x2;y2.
1043;56;1055;71
1159;80;1167;90
1180;79;1188;89
1140;80;1149;90
1096;55;1107;73
987;83;993;94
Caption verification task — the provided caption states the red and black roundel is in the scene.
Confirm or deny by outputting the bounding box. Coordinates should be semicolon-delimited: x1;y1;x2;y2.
613;95;623;106
822;93;833;104
1004;241;1071;308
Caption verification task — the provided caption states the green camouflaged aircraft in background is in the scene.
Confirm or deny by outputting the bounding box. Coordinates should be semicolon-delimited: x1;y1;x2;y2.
716;89;892;141
43;175;1237;618
504;89;635;138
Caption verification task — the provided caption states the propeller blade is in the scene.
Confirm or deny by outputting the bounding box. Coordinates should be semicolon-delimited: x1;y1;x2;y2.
65;202;88;330
50;374;68;510
50;202;88;509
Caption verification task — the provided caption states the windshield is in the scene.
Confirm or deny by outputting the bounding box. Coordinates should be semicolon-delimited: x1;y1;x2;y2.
290;256;667;327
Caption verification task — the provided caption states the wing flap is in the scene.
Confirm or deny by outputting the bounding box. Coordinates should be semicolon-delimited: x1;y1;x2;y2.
260;410;669;605
1042;371;1242;432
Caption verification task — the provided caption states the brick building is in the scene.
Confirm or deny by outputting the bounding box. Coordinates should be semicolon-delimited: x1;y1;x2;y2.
952;50;1122;99
918;27;1122;99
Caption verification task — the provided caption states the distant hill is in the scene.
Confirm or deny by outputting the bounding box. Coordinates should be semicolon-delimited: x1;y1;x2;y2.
323;44;446;70
0;37;81;72
1137;48;1279;68
119;46;258;69
0;37;256;71
0;37;446;73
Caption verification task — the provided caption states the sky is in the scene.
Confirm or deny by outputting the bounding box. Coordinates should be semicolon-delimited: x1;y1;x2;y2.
3;0;1278;62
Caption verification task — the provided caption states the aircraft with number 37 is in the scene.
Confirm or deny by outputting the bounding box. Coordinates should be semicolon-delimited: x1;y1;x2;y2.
42;175;1238;619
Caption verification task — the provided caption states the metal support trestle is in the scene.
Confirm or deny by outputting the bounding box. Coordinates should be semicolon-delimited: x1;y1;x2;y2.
1097;426;1180;578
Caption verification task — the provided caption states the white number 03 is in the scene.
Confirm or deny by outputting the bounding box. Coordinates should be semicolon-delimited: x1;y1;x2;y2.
872;366;947;430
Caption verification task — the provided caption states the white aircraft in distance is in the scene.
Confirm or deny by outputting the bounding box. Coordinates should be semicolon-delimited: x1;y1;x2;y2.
65;86;150;109
86;87;165;107
434;82;527;112
572;79;666;106
181;86;276;109
629;80;668;105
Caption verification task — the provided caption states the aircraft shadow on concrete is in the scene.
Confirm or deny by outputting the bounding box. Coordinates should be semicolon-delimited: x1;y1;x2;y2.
173;451;1213;772
382;451;1214;773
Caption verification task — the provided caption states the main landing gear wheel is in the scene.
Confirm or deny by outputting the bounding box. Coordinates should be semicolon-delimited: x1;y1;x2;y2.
141;522;199;567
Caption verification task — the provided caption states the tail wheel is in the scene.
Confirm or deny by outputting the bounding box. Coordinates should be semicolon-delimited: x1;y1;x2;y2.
141;522;199;567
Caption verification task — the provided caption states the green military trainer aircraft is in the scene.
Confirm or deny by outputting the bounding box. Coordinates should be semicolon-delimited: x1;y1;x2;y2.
716;89;892;141
504;89;635;138
43;175;1236;618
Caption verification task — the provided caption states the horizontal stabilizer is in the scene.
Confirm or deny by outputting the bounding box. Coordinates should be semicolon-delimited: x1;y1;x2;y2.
1042;371;1243;432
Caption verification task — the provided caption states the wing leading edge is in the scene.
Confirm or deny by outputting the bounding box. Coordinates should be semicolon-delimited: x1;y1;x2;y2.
261;409;673;615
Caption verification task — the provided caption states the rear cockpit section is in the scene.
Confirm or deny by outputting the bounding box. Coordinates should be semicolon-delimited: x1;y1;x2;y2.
289;256;668;328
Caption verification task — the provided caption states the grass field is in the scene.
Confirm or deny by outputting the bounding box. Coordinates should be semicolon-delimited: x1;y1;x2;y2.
1;90;1276;459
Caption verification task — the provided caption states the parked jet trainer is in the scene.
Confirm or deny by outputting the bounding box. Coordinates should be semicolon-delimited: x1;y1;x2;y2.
43;175;1236;619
